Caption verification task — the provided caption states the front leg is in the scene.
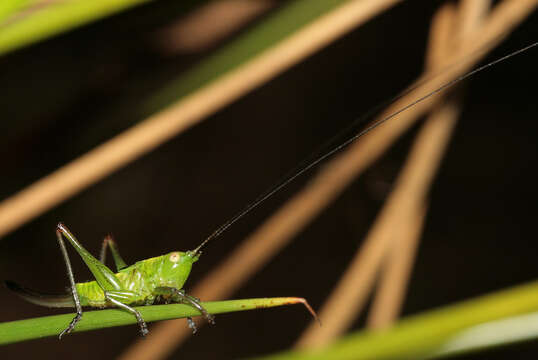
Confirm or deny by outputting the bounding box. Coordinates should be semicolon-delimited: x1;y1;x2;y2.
154;287;215;331
175;289;215;325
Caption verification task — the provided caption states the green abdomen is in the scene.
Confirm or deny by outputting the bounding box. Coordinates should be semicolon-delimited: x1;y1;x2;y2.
75;268;154;307
76;281;107;307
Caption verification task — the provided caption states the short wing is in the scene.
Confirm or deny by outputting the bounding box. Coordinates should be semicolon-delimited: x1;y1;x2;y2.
5;281;75;308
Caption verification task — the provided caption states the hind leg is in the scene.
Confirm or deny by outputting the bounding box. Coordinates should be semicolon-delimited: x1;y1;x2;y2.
55;226;83;338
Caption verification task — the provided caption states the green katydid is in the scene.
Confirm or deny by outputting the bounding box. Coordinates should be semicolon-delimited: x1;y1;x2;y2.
6;222;319;338
5;41;536;340
5;221;320;338
6;222;222;337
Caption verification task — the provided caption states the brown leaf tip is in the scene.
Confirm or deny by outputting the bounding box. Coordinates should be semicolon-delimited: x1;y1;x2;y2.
289;297;322;326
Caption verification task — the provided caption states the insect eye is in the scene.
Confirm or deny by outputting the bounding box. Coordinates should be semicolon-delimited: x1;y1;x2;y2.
169;252;180;263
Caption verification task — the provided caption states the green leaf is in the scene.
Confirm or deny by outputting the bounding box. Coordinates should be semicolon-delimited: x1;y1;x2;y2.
0;297;315;345
0;0;153;55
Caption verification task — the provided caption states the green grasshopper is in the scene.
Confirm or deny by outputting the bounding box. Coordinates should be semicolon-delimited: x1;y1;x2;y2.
6;222;216;338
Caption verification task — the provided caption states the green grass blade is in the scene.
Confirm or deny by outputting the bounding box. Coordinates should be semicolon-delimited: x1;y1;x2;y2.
431;311;538;359
0;0;29;23
0;297;314;345
250;281;538;360
0;0;153;55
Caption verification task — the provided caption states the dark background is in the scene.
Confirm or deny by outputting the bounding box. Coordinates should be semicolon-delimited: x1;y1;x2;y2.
0;0;537;359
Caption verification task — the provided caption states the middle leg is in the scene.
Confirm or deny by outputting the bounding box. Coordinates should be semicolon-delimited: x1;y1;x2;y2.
106;291;148;336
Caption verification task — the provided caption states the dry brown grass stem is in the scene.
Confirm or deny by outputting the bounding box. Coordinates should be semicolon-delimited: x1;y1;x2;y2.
424;3;459;70
458;0;492;41
0;0;402;240
365;0;459;330
366;202;428;329
366;0;492;331
295;80;463;349
156;0;275;53
118;0;536;358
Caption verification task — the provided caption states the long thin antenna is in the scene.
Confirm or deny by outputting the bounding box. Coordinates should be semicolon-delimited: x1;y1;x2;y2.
192;41;538;253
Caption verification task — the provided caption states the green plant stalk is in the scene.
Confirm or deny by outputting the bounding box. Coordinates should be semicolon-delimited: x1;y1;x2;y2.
0;297;310;345
251;281;538;360
0;0;152;55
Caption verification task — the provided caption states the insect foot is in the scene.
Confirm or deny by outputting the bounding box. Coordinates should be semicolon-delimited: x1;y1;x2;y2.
59;312;82;339
206;313;216;325
139;321;149;337
187;317;197;334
